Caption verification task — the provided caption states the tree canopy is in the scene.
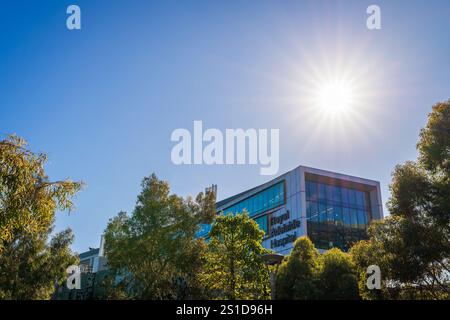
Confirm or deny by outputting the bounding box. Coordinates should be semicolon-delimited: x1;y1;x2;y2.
351;100;450;299
276;236;358;300
103;173;216;299
0;135;82;299
200;212;270;300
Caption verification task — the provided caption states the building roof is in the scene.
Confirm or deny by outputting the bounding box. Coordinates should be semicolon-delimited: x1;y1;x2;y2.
216;173;282;208
79;248;99;260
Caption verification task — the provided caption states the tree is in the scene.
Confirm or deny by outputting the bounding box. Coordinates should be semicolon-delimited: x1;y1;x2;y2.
276;236;321;299
319;248;359;299
0;135;82;299
349;234;386;300
277;236;359;300
351;100;450;299
200;212;270;299
103;174;215;299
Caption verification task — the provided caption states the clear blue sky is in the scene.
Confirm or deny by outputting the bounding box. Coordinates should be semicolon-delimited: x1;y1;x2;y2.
1;0;449;253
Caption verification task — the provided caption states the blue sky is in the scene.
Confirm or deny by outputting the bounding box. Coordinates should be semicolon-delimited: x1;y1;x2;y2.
1;0;449;253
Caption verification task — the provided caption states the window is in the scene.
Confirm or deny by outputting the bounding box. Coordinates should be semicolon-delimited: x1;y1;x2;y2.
343;207;351;227
350;209;358;228
306;181;312;198
318;203;327;223
308;181;318;201
326;184;333;201
341;187;349;205
348;189;357;206
255;215;268;235
306;180;372;251
222;181;285;217
333;186;342;203
357;209;367;229
326;204;334;224
309;202;319;223
334;206;343;226
356;191;365;209
319;183;327;200
195;223;211;238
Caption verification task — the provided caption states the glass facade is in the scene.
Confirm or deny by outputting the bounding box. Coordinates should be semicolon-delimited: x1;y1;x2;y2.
254;215;269;234
222;181;284;236
306;180;372;251
222;181;285;218
196;181;285;238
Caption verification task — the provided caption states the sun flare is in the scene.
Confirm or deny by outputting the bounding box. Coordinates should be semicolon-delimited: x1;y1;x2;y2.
314;79;355;116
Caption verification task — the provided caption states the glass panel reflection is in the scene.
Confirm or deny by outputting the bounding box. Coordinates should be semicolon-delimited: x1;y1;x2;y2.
306;180;372;251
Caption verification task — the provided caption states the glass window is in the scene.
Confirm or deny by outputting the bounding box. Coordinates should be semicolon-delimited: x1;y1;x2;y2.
253;196;258;215
275;184;281;204
356;191;365;209
278;183;284;201
269;186;275;206
319;203;327;223
274;189;279;204
309;202;319;222
326;203;334;224
326;185;333;201
357;210;367;229
254;215;268;235
348;189;357;206
350;209;358;229
333;186;342;203
341;187;349;205
262;190;267;210
319;183;327;200
343;207;351;227
306;181;312;198
257;193;262;214
334;206;343;226
327;208;334;225
222;181;285;218
306;203;369;251
306;201;311;218
308;182;318;201
364;193;370;209
195;223;211;238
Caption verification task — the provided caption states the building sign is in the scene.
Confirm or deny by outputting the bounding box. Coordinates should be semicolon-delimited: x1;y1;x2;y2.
268;210;301;248
271;233;297;249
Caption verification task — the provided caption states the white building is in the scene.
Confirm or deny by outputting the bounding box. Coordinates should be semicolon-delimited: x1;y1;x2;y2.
198;165;383;254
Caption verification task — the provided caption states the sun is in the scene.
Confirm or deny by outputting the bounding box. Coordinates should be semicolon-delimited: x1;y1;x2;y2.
314;79;355;116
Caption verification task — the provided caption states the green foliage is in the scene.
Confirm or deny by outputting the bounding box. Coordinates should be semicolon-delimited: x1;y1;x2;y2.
0;228;79;299
418;100;450;175
349;236;386;300
0;135;81;299
200;212;270;300
319;248;359;299
351;100;450;299
103;174;215;299
276;236;321;299
277;236;359;300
